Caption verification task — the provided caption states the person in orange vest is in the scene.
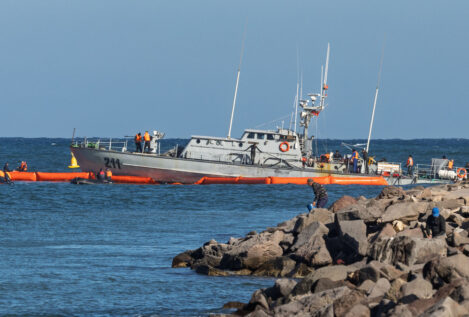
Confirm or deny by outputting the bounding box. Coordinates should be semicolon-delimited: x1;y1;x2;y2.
134;132;143;153
406;155;414;176
105;168;112;182
17;161;27;172
301;156;307;168
143;131;151;153
352;149;359;173
448;159;454;170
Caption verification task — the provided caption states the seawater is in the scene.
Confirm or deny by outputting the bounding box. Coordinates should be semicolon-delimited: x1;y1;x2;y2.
1;138;469;316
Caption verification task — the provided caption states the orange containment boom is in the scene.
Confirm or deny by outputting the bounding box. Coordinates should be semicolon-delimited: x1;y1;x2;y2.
36;172;91;181
111;175;156;184
330;176;388;186
194;176;388;186
9;171;38;182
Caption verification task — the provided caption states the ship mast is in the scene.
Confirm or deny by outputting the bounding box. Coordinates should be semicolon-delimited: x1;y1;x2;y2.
366;45;384;153
299;43;330;156
227;25;247;139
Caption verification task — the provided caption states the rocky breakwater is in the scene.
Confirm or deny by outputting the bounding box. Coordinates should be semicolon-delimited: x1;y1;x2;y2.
173;184;469;316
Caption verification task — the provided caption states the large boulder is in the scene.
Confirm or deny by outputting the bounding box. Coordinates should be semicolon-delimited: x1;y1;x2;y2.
252;256;297;277
293;210;333;233
329;195;357;212
379;202;428;223
310;265;348;283
400;276;434;299
423;297;469;317
377;186;406;199
337;219;368;256
423;254;469;288
219;230;285;271
264;278;297;301
335;202;385;223
333;290;367;316
290;221;332;267
368;236;447;266
367;278;391;299
243;241;284;270
273;286;351;316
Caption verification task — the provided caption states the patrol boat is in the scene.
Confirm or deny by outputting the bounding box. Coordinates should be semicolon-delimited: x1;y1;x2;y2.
70;45;461;185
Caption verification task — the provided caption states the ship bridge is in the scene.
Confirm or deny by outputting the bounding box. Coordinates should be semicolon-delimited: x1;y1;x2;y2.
180;128;302;167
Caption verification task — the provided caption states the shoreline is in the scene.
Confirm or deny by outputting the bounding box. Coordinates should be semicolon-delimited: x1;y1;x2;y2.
173;183;469;316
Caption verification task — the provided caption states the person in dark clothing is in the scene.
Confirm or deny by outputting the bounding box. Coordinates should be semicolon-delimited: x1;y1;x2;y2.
425;207;446;238
362;149;369;174
134;133;142;153
3;162;12;183
96;168;105;182
307;178;328;208
247;143;258;165
333;150;342;161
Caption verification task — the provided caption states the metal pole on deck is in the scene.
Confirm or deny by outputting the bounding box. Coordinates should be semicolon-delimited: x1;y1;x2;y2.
366;42;385;153
228;21;247;139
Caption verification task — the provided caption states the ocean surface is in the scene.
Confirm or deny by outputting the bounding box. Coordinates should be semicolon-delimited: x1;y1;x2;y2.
1;138;469;316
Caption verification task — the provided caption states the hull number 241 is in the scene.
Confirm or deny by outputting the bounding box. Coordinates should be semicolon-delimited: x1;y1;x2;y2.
104;157;122;169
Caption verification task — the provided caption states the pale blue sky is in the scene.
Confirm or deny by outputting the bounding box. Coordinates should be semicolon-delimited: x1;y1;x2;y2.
0;0;468;139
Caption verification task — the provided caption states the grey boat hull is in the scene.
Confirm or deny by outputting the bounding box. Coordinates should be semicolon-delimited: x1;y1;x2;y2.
71;147;447;185
71;147;365;183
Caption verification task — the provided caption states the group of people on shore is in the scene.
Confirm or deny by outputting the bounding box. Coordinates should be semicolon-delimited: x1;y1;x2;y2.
306;177;445;238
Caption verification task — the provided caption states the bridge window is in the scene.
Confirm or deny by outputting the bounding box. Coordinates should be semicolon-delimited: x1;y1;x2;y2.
257;133;265;140
267;134;275;140
247;133;255;139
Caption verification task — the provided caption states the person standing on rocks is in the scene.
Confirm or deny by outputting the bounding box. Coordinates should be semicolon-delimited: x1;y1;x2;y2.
307;178;328;209
425;207;446;238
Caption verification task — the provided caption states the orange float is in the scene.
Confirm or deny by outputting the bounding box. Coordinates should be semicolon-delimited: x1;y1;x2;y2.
9;171;37;181
111;175;155;184
270;176;331;185
279;142;290;152
237;177;271;184
36;172;91;181
200;177;239;184
330;176;388;186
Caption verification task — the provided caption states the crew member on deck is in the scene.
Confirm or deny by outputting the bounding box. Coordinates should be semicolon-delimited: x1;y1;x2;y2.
362;149;369;174
406;155;414;176
352;149;359;173
105;168;112;182
143;131;151;153
448;159;454;170
134;132;142;153
301;157;307;168
307;178;328;209
17;161;27;172
247;143;258;165
333;150;342;161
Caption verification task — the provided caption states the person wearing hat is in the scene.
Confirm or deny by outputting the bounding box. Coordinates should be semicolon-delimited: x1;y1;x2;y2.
307;178;328;209
425;207;446;238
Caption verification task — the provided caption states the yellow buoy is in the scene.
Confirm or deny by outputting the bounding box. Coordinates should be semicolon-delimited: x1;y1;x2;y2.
68;152;80;168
